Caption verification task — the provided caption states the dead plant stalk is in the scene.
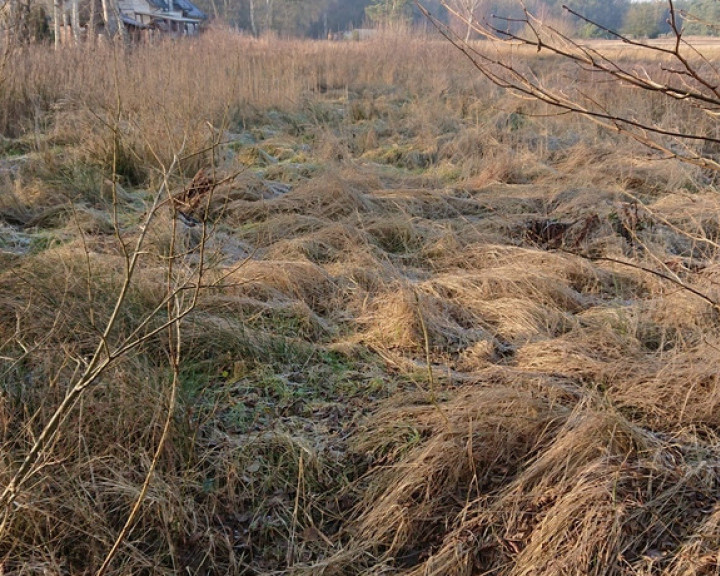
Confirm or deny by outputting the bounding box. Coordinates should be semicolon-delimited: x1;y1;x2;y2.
0;152;202;540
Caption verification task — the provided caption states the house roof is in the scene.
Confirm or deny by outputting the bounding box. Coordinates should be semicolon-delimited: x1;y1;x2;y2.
145;0;170;10
145;0;205;19
135;8;201;22
121;14;149;27
172;0;206;20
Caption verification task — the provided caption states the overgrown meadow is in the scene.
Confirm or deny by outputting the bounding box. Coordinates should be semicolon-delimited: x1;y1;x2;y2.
2;29;720;575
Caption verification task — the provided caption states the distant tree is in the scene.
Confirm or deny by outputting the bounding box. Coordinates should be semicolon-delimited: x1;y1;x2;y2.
465;0;542;37
53;0;60;46
622;1;669;39
550;0;630;38
249;0;256;34
365;0;413;26
2;0;51;44
194;0;348;37
417;0;448;26
309;0;371;38
679;0;720;36
443;0;483;40
266;0;330;36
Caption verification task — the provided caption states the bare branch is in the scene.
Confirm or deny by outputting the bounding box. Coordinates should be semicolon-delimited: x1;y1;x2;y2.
419;0;720;173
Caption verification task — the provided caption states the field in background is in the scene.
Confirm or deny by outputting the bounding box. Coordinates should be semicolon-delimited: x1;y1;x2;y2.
2;30;720;574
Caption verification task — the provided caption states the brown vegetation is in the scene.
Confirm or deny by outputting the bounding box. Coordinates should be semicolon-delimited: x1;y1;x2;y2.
1;29;720;574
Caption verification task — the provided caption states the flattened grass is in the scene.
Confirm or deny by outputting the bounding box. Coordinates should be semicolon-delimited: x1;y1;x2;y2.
2;31;720;575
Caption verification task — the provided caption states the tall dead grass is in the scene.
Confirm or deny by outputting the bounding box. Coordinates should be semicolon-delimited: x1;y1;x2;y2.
2;29;720;576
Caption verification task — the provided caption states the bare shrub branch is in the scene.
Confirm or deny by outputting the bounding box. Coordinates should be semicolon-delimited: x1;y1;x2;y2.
418;0;720;172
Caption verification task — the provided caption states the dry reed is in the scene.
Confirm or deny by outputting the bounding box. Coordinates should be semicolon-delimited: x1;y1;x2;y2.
2;29;720;576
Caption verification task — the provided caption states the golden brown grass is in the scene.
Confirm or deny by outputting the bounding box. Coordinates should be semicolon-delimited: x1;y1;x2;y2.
2;29;720;575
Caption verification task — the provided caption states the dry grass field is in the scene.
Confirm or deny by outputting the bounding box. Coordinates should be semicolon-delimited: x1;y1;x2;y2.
2;29;720;575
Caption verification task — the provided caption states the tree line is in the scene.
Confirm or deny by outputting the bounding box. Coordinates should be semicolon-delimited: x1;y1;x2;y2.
196;0;720;39
439;0;720;40
2;0;720;42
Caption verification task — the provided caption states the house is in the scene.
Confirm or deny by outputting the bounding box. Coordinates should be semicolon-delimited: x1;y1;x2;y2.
47;0;207;45
116;0;205;35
